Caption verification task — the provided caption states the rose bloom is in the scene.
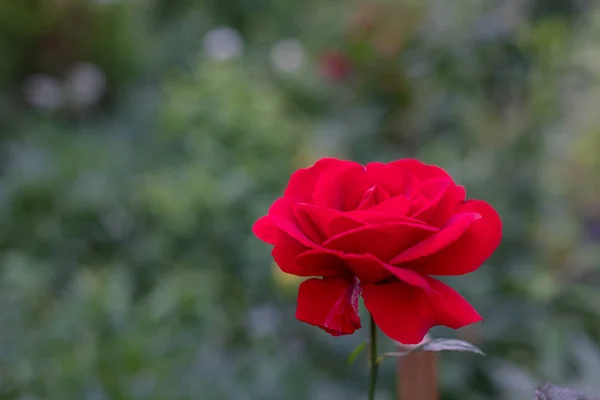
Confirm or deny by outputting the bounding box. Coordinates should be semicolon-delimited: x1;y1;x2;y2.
253;158;502;344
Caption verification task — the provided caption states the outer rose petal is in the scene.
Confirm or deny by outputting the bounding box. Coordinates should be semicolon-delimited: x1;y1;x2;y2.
402;200;502;275
296;276;362;336
364;162;420;198
296;249;430;289
390;212;481;265
413;180;466;227
268;197;316;248
312;161;365;210
425;277;483;329
387;159;451;181
410;178;450;216
419;177;452;202
296;249;388;282
362;282;433;344
293;203;364;239
362;277;481;344
323;221;438;262
273;233;344;277
284;158;343;203
293;206;327;244
252;216;280;245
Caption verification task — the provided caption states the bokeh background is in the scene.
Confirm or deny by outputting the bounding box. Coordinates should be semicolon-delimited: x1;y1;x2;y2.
1;0;600;399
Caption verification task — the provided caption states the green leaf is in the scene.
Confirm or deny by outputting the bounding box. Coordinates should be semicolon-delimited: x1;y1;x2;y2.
418;339;485;355
347;341;367;366
383;338;485;359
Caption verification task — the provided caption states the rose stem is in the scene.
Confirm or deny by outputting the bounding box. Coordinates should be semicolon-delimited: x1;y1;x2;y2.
368;314;380;400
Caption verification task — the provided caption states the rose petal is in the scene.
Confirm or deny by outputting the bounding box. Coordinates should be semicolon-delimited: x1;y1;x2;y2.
341;253;397;283
268;197;316;248
368;196;411;216
365;162;421;198
323;221;438;262
273;233;343;277
294;203;364;239
356;184;392;210
387;159;451;181
296;249;429;288
252;216;280;245
409;195;429;214
390;212;481;265
362;282;434;345
362;277;481;344
370;257;430;289
419;178;452;201
403;200;502;275
296;276;362;336
413;181;466;227
284;158;343;203
296;249;388;282
425;277;482;329
312;162;366;210
292;203;430;245
346;211;424;225
293;206;327;244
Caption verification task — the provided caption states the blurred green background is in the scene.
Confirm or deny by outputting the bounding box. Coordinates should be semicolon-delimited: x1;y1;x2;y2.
1;0;600;399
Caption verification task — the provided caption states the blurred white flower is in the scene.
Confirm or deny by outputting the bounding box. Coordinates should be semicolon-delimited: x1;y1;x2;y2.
22;74;64;112
270;38;306;72
203;27;244;61
65;62;107;109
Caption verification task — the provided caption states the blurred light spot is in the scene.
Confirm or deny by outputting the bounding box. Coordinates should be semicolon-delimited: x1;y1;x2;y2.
487;360;537;399
7;144;54;182
65;62;107;109
22;74;64;112
203;27;244;61
245;305;280;339
85;388;109;400
130;374;156;398
196;343;229;376
70;172;113;207
101;207;133;240
310;119;347;156
406;60;430;78
270;39;305;72
221;169;252;201
272;262;302;288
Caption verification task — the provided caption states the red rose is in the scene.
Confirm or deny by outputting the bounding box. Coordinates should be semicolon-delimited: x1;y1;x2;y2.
253;158;502;344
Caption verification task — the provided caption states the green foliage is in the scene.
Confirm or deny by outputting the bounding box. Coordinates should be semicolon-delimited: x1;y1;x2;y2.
2;0;600;399
0;0;145;96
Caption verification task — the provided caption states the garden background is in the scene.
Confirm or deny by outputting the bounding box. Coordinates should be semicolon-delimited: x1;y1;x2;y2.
1;0;600;399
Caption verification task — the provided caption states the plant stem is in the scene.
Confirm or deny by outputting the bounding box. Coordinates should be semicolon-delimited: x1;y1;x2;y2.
368;314;379;400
